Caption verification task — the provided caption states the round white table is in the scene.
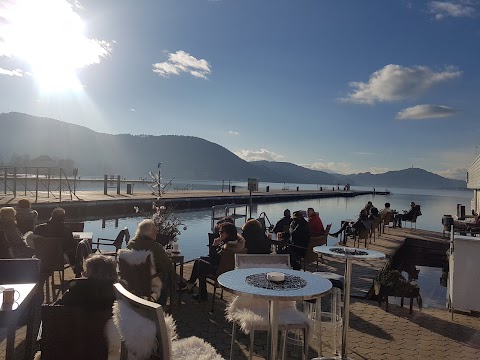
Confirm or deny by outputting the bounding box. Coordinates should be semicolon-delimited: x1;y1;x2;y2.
218;267;332;360
313;246;385;360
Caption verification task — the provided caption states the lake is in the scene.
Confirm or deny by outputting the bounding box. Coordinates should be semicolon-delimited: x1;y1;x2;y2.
81;185;472;308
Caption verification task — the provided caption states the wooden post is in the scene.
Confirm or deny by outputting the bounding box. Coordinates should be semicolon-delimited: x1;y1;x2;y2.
104;175;108;195
59;168;62;202
13;167;17;197
47;168;50;198
24;167;27;195
35;168;39;202
117;175;121;195
3;168;7;194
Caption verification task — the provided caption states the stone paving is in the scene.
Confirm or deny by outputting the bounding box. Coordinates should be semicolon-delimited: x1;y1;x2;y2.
2;227;480;359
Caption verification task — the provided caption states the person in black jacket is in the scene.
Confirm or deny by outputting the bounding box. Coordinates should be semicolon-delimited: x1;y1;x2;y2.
272;209;291;234
288;211;310;270
34;207;77;264
56;254;117;313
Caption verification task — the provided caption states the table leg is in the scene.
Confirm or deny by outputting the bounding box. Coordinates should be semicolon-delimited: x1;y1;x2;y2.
24;293;37;360
268;300;279;360
6;319;17;360
340;259;352;360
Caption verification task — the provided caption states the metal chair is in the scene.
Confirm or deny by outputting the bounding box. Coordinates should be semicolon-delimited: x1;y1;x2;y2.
113;283;223;360
382;212;395;233
353;228;370;248
73;239;93;277
404;214;418;229
33;236;69;302
92;228;130;258
370;217;382;242
290;224;331;271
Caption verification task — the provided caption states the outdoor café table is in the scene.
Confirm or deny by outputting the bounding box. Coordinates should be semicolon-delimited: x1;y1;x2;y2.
313;246;385;360
218;267;332;360
73;231;93;244
0;283;37;360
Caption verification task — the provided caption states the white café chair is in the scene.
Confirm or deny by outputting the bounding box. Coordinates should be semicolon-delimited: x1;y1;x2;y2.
226;254;310;360
112;283;224;360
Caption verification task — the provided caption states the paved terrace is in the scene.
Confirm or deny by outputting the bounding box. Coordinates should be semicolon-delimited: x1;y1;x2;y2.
2;228;479;359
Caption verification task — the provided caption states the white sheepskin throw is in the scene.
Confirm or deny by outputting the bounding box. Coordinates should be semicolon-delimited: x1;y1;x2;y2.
112;300;158;360
105;318;121;360
117;249;162;299
226;296;310;334
171;336;225;360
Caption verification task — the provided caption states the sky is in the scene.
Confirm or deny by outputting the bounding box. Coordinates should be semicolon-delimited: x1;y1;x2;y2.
0;0;479;180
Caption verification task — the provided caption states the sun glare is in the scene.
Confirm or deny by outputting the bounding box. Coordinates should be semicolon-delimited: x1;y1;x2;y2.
2;0;110;93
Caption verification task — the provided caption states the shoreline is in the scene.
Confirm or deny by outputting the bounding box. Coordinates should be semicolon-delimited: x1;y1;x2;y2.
0;189;385;219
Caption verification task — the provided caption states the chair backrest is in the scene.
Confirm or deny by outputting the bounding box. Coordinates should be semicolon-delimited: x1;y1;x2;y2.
40;304;110;360
383;211;395;224
216;248;247;277
113;283;170;360
304;224;331;263
117;251;153;298
33;237;65;273
0;230;14;259
17;218;36;234
65;222;85;232
235;253;291;269
113;228;130;251
0;258;40;283
372;217;382;230
74;239;93;277
208;232;215;247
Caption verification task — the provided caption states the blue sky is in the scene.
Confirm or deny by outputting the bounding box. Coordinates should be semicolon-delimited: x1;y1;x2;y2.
0;0;479;179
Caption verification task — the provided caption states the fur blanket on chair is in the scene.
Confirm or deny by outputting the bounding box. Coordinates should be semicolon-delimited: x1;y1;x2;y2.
117;249;162;300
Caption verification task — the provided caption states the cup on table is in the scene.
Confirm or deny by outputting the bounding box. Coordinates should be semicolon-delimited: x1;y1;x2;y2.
173;243;179;252
2;288;20;304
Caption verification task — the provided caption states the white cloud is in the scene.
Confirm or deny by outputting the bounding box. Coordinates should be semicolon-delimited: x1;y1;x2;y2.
130;108;136;112
428;1;477;20
341;64;461;104
228;130;240;135
0;67;23;77
435;167;467;180
396;104;457;120
234;149;284;162
153;50;211;79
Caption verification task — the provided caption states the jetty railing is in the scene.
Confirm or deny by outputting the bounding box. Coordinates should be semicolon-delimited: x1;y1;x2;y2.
0;166;78;202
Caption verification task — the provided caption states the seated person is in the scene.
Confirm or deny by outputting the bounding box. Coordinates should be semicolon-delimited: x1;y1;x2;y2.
330;209;371;244
213;216;235;237
394;202;420;228
242;219;271;254
34;207;78;264
307;207;325;236
15;198;38;234
126;219;173;306
363;201;374;215
379;202;393;220
180;222;245;301
0;207;34;258
272;209;291;234
369;207;380;220
286;211;310;270
56;254;117;313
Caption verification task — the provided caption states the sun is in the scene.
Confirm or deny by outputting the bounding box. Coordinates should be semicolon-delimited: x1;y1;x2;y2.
2;0;110;93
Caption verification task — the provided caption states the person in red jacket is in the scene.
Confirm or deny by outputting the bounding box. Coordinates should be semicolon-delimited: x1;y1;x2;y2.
307;208;325;236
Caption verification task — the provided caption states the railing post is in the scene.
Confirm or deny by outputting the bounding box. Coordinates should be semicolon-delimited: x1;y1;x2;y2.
4;167;7;194
35;168;39;202
59;168;62;203
47;168;50;198
13;167;17;198
117;175;121;195
104;175;108;195
24;167;27;196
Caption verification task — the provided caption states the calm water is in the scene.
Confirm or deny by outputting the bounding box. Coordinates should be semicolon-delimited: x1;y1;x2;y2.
82;186;472;308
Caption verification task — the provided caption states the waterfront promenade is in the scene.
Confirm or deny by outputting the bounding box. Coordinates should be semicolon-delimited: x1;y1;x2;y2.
2;227;479;359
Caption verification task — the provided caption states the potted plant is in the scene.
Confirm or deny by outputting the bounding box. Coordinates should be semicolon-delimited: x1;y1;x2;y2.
152;204;187;246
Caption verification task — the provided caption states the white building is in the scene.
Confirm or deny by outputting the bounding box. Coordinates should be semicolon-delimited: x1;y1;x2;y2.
467;155;480;213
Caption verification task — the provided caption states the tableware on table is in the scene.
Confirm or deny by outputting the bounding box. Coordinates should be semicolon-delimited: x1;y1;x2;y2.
173;243;179;252
267;272;285;282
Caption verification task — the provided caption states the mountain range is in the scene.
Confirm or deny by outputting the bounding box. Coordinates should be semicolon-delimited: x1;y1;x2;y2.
0;112;466;190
